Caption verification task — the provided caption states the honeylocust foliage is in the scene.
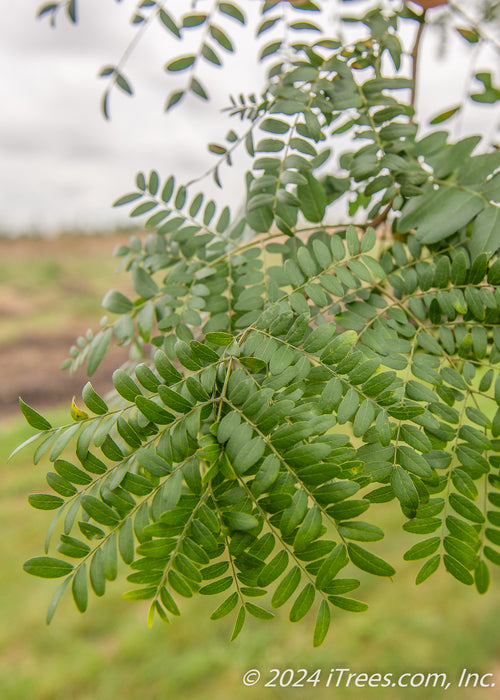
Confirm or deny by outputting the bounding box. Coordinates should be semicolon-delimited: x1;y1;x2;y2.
20;0;500;645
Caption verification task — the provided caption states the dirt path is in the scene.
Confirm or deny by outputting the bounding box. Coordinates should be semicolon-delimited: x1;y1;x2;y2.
0;232;133;422
0;330;128;420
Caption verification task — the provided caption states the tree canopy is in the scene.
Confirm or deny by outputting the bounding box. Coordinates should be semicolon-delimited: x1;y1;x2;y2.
18;0;500;646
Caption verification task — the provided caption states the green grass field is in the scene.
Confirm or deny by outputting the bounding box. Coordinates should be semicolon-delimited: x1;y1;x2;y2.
0;234;132;344
2;235;500;699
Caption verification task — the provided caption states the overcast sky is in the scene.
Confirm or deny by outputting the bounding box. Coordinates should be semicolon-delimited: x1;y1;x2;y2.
1;0;499;235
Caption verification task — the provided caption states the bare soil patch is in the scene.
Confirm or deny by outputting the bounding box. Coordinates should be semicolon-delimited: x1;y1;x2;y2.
0;331;128;420
0;232;133;420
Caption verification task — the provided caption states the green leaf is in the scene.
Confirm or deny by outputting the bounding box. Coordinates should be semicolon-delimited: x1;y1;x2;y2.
223;511;259;532
346;225;360;255
101;435;123;461
399;425;432;453
303;324;336;353
132;266;159;298
297;172;326;222
183;13;207;28
174;553;202;583
403;537;440;561
484;546;500;566
233;438;266;475
89;550;105;597
113;192;141;207
352;400;376;437
429;106;460;124
190;77;208;101
119;519;135;565
472;72;500;103
415;554;441;585
246;603;274;620
443;554;474;585
261;118;289;134
102;290;133;314
399;186;485;244
28;494;64;510
57;534;90;558
82;382;108;415
38;3;58;19
159;9;180;38
135;364;160;393
403;518;441;535
47;472;77;497
218;2;245;24
19;398;51;431
201;44;221;66
46;576;72;625
154;351;182;384
475;560;490;594
289;583;315;622
87;328;113;377
81;496;119;527
443;536;478;570
209;24;233;52
338;522;384;542
449;493;485;523
67;0;76;22
158;386;193;413
166;55;196;72
469;206;500;261
396;446;432;479
328;596;368;613
24;557;73;579
136;396;174;425
362;371;397;397
271;566;301;608
116;72;133;96
316;544;348;590
452;468;478;500
205;332;234;345
347;544;395;577
72;564;88;612
166;90;184;111
48;424;81;462
210;592;238;620
260;40;282;61
457;27;480;43
122;586;157;601
391;465;419;512
113;369;142;402
337;389;360;424
137;539;176;559
217;412;240;444
258;551;288;587
280;489;308;536
294;506;322;551
231;606;246;641
8;431;46;462
313;599;330;647
376;411;392;447
199;577;232;595
388;406;425;420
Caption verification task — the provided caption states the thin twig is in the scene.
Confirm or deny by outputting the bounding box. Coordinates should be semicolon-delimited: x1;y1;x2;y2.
410;9;427;117
368;196;395;229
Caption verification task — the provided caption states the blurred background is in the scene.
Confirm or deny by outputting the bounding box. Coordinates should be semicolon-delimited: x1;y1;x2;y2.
2;1;500;698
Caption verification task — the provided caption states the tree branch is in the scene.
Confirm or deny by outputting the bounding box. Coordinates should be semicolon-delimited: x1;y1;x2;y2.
368;196;395;229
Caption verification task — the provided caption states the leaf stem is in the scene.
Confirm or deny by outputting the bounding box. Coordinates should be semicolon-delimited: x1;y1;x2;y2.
410;9;427;117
